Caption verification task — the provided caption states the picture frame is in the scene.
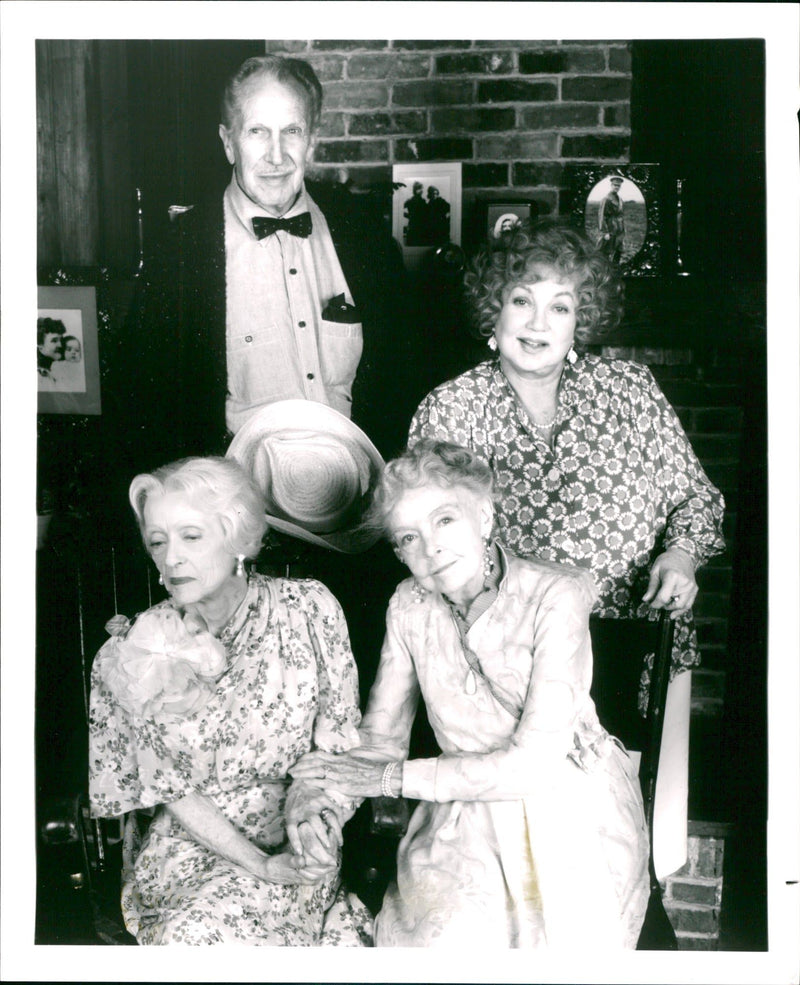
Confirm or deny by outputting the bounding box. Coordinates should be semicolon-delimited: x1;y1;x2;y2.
392;162;462;270
567;164;661;276
37;275;103;415
484;201;534;243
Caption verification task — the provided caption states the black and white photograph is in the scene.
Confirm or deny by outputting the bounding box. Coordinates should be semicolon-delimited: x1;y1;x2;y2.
485;202;534;242
569;163;661;276
392;162;462;268
1;4;798;983
37;284;102;414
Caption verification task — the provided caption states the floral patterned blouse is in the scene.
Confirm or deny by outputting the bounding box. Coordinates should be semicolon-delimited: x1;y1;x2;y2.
89;574;371;945
409;355;726;684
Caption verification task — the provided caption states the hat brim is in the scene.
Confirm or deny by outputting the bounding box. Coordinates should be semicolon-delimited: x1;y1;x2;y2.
264;514;381;553
227;400;385;554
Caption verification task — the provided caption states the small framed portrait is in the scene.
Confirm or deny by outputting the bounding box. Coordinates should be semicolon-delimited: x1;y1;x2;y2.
567;164;661;276
37;278;102;415
485;202;533;243
392;162;462;270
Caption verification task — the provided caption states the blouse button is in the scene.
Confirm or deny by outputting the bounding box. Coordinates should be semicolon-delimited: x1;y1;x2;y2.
289;268;297;275
244;335;253;343
307;372;315;380
298;320;306;328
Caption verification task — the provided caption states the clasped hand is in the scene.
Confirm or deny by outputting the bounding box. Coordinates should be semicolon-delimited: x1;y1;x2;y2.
290;750;386;799
642;547;698;619
271;781;344;885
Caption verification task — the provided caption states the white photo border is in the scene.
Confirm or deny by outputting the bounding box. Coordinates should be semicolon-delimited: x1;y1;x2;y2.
392;161;462;270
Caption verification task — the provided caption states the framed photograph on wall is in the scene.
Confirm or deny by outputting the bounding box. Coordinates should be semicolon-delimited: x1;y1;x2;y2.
392;162;462;270
567;164;661;276
37;281;102;415
484;201;534;242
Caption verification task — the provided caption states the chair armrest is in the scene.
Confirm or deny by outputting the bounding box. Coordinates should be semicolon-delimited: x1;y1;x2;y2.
369;796;411;837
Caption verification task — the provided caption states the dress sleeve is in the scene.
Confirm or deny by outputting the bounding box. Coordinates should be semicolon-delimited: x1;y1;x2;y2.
355;591;422;762
88;637;195;818
401;571;599;803
408;384;474;450
300;581;364;820
634;365;726;566
303;581;362;754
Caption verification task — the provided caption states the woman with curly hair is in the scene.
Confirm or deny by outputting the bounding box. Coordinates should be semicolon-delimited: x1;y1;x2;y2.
408;224;725;870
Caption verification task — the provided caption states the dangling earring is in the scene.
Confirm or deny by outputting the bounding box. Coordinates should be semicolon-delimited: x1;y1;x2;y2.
236;555;245;578
487;334;498;352
482;537;495;581
411;580;427;604
158;571;164;586
566;344;578;365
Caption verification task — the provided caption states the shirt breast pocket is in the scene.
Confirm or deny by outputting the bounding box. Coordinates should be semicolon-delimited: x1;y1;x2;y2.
318;319;363;388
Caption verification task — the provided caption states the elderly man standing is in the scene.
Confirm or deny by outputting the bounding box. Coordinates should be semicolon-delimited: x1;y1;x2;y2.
119;55;421;467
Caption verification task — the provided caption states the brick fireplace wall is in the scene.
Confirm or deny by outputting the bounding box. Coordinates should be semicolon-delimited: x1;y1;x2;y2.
266;39;631;214
262;40;744;730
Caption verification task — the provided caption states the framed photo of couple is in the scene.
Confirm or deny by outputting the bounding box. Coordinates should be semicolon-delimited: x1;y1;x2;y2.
392;162;462;270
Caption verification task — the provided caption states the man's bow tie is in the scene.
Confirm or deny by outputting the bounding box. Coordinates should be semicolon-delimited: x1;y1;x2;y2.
252;213;312;239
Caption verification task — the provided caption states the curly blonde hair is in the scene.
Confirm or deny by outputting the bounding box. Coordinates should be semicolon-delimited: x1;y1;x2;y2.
463;221;624;347
367;439;495;538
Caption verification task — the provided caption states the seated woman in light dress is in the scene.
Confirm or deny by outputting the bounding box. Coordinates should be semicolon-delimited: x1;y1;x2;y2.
89;456;371;945
290;439;650;949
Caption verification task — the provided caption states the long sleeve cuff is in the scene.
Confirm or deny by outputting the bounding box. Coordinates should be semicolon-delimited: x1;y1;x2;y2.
400;757;439;800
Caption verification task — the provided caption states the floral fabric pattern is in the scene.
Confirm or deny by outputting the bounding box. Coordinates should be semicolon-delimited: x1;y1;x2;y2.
409;355;726;685
359;551;650;948
89;574;372;945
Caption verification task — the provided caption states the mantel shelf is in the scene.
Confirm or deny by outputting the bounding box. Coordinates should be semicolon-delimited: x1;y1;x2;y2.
605;276;765;349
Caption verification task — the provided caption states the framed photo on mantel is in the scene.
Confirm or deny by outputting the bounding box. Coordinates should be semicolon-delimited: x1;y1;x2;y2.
392;162;462;271
568;163;661;277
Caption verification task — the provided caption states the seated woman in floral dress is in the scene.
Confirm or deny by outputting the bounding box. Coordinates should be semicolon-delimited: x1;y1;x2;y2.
89;456;371;945
290;440;650;949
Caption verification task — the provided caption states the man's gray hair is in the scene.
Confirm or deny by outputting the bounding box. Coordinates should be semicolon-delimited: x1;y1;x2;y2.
221;55;323;131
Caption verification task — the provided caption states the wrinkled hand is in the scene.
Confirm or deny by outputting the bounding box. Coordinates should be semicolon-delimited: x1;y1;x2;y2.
284;780;342;866
289;750;386;799
262;850;336;886
642;547;698;619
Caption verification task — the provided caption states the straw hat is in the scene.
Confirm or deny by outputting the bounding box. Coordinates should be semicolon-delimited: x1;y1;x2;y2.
226;400;384;554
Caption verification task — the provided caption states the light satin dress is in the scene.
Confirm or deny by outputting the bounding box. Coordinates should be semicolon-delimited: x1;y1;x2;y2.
358;549;650;949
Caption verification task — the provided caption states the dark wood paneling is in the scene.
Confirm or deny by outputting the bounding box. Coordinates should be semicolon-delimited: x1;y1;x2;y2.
97;42;136;273
49;41;100;264
36;41;62;265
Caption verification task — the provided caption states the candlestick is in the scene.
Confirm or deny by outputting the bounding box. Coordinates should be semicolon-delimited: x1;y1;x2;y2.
676;178;690;277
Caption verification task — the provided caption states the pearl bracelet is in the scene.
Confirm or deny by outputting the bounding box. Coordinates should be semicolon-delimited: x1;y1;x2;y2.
381;760;400;798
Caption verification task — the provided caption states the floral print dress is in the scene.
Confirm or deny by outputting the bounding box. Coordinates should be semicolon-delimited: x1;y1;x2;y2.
358;550;650;948
89;574;372;946
409;354;726;699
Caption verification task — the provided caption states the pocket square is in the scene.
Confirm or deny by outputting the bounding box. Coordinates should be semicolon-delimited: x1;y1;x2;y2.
322;293;361;324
